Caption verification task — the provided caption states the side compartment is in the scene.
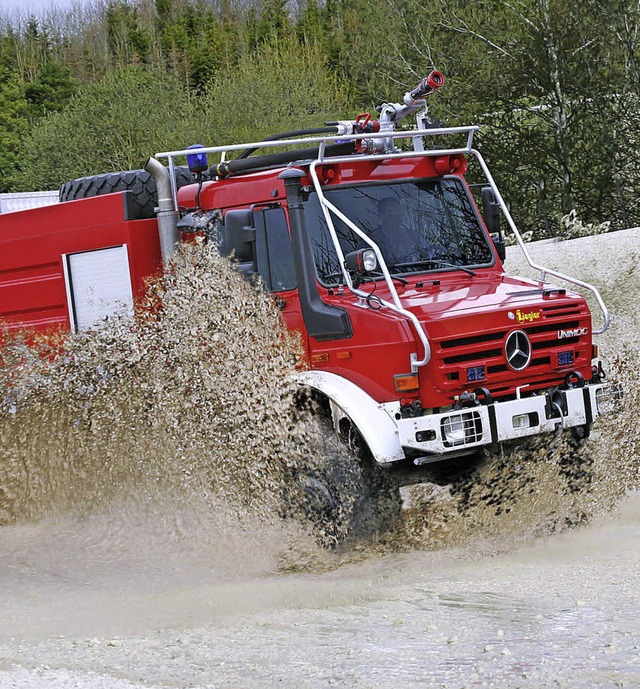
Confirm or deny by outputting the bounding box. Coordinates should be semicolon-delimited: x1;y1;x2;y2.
0;192;162;335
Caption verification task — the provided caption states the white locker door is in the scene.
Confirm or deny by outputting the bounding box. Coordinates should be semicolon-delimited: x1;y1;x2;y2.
64;245;134;332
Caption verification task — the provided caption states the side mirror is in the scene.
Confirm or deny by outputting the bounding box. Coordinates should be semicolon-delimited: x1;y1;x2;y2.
344;248;378;288
221;209;256;270
481;186;500;234
481;187;505;263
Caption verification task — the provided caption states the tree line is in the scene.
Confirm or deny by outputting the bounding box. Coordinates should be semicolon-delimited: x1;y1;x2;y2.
1;0;639;239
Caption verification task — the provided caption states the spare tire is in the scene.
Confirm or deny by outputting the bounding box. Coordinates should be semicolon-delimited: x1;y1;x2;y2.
59;167;197;220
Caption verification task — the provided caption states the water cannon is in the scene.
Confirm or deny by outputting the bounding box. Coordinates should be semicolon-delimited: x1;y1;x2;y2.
375;70;445;127
403;71;445;105
361;70;445;154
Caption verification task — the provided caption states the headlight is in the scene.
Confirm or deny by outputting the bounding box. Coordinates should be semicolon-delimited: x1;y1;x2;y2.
361;249;378;272
595;385;623;414
441;411;483;447
442;416;466;444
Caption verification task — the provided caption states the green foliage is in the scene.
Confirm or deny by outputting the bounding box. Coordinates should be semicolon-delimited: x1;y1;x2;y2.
193;36;350;147
11;38;348;191
105;1;152;65
322;0;406;106
0;67;28;192
24;61;76;118
10;67;198;190
256;0;290;44
399;0;634;235
1;0;640;237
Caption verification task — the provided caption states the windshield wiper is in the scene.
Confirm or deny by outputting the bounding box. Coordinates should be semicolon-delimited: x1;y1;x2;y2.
323;270;409;287
389;260;476;277
369;271;409;286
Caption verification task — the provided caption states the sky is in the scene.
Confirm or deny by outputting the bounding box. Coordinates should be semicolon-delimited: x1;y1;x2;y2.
1;0;89;15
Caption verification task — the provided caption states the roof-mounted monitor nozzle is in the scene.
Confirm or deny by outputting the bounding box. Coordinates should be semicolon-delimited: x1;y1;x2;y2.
403;70;445;106
377;70;445;126
364;70;445;155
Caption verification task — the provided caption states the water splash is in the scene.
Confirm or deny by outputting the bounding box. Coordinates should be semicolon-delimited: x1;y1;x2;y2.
1;245;314;545
1;235;639;570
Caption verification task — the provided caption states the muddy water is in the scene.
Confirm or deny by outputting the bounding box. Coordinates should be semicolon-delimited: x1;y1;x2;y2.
0;496;639;688
0;231;639;688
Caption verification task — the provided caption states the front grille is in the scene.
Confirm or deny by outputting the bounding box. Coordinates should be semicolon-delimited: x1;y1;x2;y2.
444;348;502;365
436;310;589;399
440;331;507;349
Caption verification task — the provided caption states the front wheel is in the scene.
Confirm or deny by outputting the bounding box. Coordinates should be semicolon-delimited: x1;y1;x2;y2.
290;413;401;547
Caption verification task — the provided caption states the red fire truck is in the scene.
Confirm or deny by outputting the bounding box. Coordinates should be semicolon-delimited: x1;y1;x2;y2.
0;73;615;473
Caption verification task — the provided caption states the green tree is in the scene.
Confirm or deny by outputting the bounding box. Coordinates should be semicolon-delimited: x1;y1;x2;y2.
392;0;624;235
10;66;199;191
24;61;76;118
257;0;290;44
0;67;28;192
105;1;152;65
323;0;406;106
193;36;350;149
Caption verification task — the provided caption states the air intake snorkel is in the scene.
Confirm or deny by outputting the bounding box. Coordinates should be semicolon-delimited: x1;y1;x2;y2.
144;157;180;265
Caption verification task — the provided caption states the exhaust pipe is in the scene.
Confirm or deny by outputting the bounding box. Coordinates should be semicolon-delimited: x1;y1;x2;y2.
144;157;180;265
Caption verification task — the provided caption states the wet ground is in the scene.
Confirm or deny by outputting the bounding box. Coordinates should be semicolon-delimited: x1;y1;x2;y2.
0;494;639;688
0;229;639;688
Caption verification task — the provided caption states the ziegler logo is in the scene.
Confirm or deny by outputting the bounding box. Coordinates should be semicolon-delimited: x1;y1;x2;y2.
558;327;588;339
509;309;541;323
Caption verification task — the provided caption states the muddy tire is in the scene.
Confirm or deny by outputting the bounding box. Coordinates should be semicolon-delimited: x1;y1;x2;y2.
289;413;401;547
286;389;401;547
337;421;402;541
58;167;197;219
295;456;400;548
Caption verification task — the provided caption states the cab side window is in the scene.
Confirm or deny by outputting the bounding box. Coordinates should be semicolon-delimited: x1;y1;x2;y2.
254;207;297;292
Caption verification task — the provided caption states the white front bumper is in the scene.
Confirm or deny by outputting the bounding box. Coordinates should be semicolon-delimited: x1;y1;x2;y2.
394;383;613;459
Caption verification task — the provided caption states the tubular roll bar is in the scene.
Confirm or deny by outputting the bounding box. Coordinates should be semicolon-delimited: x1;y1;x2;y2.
156;125;610;371
471;150;611;335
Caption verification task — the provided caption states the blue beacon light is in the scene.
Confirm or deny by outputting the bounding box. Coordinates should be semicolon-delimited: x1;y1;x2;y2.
187;144;208;173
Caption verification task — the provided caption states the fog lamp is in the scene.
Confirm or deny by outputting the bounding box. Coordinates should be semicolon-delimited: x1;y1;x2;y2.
441;411;483;447
594;387;620;415
512;413;531;429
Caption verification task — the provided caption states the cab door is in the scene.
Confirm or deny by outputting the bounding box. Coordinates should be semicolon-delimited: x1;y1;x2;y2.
253;206;306;339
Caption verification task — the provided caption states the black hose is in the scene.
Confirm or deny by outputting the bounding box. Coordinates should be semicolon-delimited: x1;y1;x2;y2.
212;141;356;179
236;127;339;160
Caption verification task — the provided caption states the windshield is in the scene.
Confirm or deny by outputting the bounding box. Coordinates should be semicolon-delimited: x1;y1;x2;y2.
305;178;494;283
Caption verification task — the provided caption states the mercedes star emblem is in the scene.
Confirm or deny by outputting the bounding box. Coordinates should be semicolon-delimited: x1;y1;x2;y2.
505;329;532;371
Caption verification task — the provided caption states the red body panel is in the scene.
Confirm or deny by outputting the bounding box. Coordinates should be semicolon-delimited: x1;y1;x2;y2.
0;194;161;333
304;272;592;408
180;154;595;410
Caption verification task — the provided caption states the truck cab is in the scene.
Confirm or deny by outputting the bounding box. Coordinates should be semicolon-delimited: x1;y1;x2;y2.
165;81;612;466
